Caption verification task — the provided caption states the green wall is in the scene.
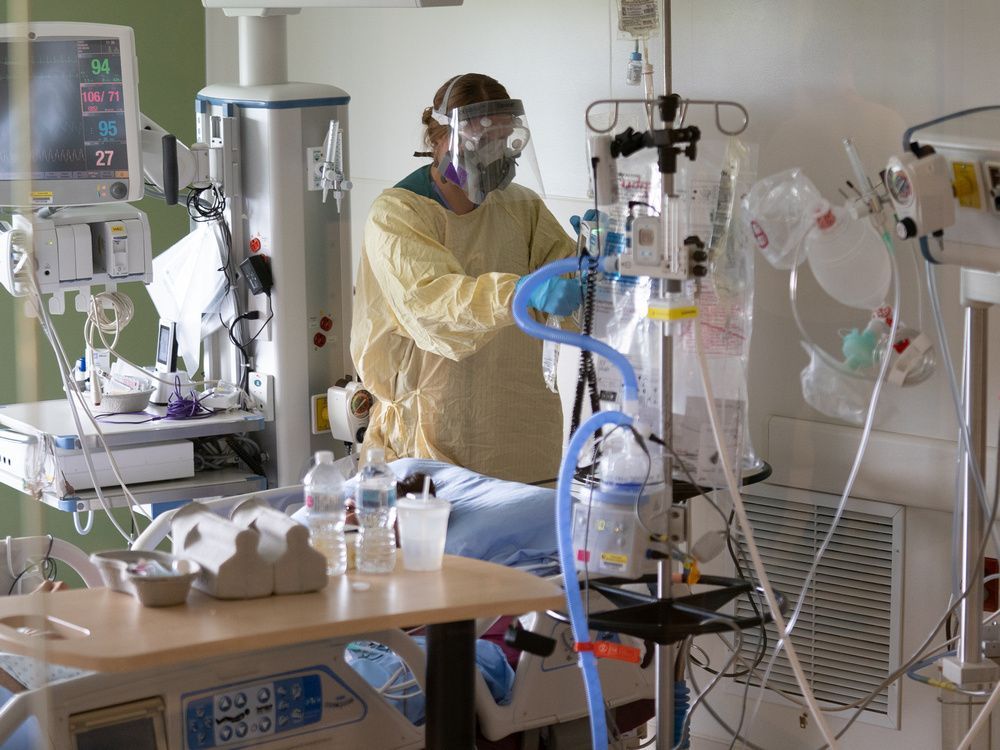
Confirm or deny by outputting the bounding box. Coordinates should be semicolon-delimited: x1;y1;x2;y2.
0;1;206;555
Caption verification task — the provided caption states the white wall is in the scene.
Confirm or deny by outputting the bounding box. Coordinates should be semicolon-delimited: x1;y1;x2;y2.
206;2;1000;746
207;0;1000;486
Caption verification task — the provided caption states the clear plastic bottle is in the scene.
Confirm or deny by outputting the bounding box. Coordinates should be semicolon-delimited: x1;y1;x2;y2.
804;203;891;310
303;450;347;576
597;428;656;505
355;447;398;574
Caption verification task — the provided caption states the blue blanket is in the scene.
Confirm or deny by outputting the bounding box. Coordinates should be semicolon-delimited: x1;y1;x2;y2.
292;457;560;574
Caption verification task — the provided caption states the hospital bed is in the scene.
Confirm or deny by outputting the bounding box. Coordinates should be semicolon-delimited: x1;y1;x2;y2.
0;459;654;749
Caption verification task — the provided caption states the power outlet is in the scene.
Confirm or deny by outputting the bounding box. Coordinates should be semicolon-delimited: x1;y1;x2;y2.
310;394;330;435
248;371;274;422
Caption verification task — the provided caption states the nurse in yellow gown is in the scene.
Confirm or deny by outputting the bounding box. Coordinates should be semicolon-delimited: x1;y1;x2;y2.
350;73;579;484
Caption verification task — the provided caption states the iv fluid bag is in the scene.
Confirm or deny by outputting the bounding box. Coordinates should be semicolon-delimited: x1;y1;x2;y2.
674;138;761;484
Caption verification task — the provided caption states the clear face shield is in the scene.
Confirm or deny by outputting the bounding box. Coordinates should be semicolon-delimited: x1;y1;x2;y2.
436;99;545;205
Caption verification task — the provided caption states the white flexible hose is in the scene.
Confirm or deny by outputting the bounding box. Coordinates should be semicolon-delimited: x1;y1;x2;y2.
28;274;146;542
73;510;94;535
693;319;841;749
745;229;901;740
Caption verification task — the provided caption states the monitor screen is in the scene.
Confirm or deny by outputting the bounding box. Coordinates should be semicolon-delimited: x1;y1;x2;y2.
0;23;142;207
155;322;176;368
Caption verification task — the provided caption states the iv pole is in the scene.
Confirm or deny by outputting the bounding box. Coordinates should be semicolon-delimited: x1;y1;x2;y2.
941;267;1000;749
656;0;677;745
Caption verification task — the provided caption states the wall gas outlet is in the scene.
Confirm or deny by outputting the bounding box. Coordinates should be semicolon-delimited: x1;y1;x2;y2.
248;371;274;422
310;394;330;435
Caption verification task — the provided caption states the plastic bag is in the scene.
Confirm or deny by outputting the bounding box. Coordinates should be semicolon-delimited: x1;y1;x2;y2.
742;168;822;270
541;316;562;393
799;343;872;425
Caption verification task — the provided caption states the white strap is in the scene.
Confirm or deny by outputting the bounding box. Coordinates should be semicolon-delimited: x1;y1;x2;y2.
430;74;467;125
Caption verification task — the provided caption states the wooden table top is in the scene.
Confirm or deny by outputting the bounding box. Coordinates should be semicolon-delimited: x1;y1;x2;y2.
0;555;564;672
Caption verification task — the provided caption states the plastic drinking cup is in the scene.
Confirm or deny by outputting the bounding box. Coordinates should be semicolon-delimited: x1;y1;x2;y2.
396;496;451;571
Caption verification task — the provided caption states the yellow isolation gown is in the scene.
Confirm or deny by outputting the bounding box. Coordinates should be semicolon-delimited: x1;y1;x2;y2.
351;166;576;483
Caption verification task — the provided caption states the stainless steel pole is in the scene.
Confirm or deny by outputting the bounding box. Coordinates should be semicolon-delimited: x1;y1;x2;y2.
958;305;988;665
656;1;676;746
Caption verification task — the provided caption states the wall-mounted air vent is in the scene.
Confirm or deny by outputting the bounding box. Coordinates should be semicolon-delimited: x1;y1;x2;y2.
732;484;903;728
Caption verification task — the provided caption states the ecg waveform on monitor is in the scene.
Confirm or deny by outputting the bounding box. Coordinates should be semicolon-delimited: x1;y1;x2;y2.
0;68;105;83
0;147;86;165
0;52;79;66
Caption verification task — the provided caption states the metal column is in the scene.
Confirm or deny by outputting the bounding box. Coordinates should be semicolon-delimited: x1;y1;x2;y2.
958;305;989;666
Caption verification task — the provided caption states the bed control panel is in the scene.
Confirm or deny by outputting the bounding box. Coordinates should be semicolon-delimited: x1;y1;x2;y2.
182;666;364;749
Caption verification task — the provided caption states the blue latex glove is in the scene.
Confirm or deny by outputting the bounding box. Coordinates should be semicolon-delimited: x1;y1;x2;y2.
568;208;600;236
516;276;582;316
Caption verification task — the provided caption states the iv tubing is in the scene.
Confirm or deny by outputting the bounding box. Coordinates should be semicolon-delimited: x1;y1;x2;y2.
692;319;841;749
785;231;899;633
748;228;900;737
558;409;634;750
512;257;639;404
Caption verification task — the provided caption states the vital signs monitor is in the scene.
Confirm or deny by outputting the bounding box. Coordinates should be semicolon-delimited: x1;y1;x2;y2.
0;23;143;208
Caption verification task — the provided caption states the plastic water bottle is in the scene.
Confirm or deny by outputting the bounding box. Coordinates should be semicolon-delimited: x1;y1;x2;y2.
303;450;347;576
804;203;890;310
355;447;397;574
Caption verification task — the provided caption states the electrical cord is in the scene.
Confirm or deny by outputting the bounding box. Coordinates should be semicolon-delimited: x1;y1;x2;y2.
800;413;1000;749
570;159;605;440
6;535;56;595
688;666;768;750
186;184;226;223
189;184;253;397
84;290;133;354
82;289;216;391
26;268;147;543
747;225;901;737
225;434;267;478
689;604;1000;750
647;433;770;678
675;625;744;750
692;317;841;748
222;291;271;394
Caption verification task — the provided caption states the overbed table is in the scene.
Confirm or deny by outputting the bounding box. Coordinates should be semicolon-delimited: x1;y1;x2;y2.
0;555;564;749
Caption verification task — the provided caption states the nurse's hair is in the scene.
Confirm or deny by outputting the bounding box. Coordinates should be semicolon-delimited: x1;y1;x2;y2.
415;73;509;157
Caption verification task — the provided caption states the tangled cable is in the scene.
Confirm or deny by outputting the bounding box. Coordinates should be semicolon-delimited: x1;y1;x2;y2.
84;290;135;353
186;184;227;223
166;376;214;420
